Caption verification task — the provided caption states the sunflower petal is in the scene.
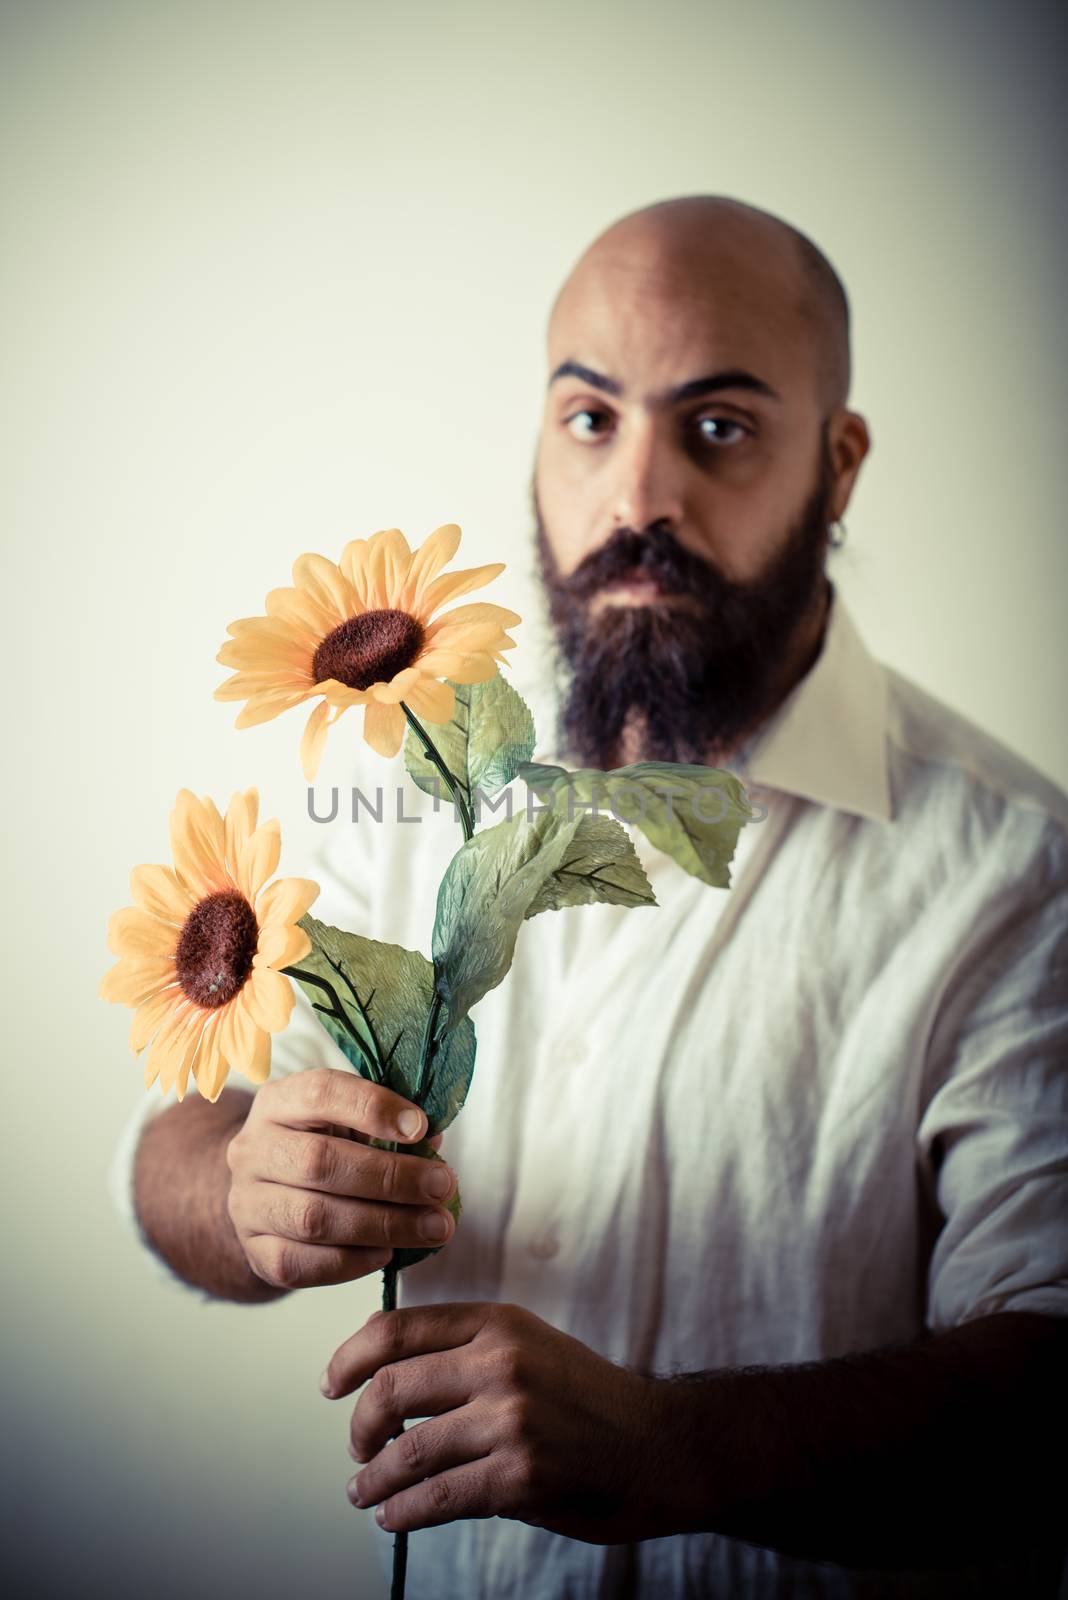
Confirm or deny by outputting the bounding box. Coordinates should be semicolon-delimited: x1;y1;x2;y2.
369;666;422;705
215;668;313;700
219;996;262;1073
426;601;522;632
100;955;177;1006
191;1013;229;1102
242;1023;272;1085
145;1008;193;1096
245;966;295;1033
361;699;406;757
419;563;507;619
234;690;311;729
129;864;195;924
409;649;468;677
171;1012;207;1101
238;819;281;901
217;638;313;677
170;790;229;896
107;906;178;960
255;921;312;969
401;523;462;611
256;876;320;929
187;789;227;851
217;664;313;686
224;789;259;878
402;676;455;724
300;699;332;782
129;985;185;1053
436;652;500;685
292;553;357;625
422;623;517;656
338;539;373;608
225;616;320;651
265;584;337;637
317;679;368;707
365;528;414;610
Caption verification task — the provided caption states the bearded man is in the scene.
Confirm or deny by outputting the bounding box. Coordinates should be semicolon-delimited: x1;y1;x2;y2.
119;196;1068;1598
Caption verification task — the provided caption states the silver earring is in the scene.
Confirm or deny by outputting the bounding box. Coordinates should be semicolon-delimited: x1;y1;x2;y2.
828;518;847;549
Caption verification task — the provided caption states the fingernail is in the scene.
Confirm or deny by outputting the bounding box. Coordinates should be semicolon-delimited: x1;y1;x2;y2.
423;1166;452;1200
397;1109;423;1139
419;1209;450;1241
319;1370;334;1397
347;1475;365;1505
375;1505;389;1528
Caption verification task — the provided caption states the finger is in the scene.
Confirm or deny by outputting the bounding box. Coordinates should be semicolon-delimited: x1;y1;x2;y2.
324;1303;493;1398
349;1405;488;1505
251;1127;457;1205
363;1456;506;1534
247;1234;393;1291
270;1066;428;1143
243;1180;456;1253
348;1351;475;1462
340;1127;444;1151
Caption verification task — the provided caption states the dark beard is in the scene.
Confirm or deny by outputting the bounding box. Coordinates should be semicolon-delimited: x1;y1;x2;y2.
534;429;837;768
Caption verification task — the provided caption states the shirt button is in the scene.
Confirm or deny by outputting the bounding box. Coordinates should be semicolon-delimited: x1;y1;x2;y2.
528;1231;559;1259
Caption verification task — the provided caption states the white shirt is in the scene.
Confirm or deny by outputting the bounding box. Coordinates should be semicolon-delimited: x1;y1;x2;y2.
117;583;1068;1597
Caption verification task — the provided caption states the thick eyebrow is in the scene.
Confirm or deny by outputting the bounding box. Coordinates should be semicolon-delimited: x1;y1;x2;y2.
548;360;782;404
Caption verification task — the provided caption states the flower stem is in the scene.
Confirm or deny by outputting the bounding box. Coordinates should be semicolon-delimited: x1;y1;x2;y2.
400;703;475;842
415;989;444;1104
380;1158;409;1600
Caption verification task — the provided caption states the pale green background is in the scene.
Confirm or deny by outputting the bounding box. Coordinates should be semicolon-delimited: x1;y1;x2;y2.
2;0;1065;1594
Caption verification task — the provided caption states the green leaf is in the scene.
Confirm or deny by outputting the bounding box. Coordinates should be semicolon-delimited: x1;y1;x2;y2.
404;671;536;803
431;808;573;1028
368;1136;463;1270
524;813;656;916
519;759;755;889
292;915;476;1136
286;926;383;1081
432;805;654;1030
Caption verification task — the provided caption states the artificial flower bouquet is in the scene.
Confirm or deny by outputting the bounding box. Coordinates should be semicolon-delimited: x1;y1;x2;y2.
101;523;755;1598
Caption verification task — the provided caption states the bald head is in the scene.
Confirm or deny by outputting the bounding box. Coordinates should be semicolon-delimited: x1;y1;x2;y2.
549;195;851;412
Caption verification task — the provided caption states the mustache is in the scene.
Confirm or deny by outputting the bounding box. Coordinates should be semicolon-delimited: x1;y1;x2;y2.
555;524;737;605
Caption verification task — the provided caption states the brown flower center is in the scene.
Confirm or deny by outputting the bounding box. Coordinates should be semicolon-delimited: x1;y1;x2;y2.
312;609;425;691
176;891;259;1009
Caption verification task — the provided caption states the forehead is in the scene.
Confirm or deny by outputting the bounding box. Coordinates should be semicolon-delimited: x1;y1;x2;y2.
548;247;813;398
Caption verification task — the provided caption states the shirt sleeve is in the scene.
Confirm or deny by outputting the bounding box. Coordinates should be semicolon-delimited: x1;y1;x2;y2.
108;811;376;1273
916;815;1068;1331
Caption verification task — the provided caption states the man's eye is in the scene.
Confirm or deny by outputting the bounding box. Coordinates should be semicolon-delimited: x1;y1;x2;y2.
696;416;747;446
564;409;611;440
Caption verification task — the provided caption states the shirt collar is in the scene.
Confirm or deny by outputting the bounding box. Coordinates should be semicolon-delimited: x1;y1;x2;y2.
728;581;895;825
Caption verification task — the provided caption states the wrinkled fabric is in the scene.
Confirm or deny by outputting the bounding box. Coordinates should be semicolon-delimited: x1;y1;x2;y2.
115;584;1068;1595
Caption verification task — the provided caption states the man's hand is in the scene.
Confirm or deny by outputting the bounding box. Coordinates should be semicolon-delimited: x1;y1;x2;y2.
226;1067;455;1290
321;1302;1068;1569
321;1301;668;1543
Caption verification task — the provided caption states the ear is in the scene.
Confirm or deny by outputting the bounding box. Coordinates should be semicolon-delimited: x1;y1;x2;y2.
827;409;872;521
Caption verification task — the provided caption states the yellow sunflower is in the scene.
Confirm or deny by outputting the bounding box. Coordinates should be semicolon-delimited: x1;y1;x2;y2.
214;523;520;779
99;789;319;1102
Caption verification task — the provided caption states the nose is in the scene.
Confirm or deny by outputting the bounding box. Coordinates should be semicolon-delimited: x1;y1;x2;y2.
607;417;685;535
